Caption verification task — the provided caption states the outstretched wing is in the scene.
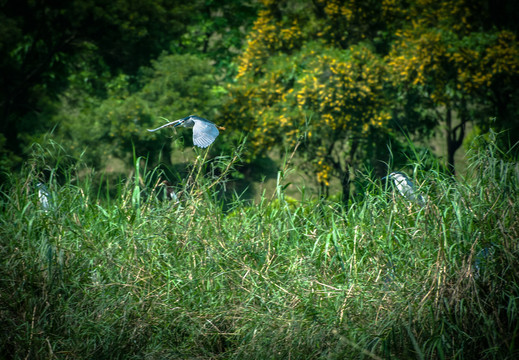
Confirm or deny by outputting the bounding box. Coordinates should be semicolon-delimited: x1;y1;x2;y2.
147;119;182;132
192;121;219;148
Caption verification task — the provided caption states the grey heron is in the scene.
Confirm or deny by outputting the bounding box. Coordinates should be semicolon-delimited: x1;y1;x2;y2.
147;115;225;148
383;172;426;206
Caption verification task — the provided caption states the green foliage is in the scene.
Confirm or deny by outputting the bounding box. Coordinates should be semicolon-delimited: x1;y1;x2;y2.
224;2;398;199
228;41;391;193
226;0;519;189
170;0;259;76
53;54;222;170
1;0;199;165
1;134;518;359
0;0;258;177
386;0;519;173
3;0;519;206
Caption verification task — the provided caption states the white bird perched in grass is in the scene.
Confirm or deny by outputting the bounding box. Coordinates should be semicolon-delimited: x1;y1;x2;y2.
147;115;225;148
36;182;52;212
383;172;426;206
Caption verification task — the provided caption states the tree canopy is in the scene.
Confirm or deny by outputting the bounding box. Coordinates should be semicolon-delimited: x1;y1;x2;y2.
0;0;257;174
1;0;518;199
223;0;519;200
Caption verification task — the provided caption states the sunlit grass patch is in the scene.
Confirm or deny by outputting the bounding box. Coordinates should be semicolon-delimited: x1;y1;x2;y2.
1;133;518;359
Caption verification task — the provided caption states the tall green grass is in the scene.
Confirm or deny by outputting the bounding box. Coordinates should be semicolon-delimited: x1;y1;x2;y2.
1;134;518;359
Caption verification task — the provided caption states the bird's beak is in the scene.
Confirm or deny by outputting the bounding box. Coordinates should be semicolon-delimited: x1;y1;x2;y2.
173;120;184;127
217;126;226;131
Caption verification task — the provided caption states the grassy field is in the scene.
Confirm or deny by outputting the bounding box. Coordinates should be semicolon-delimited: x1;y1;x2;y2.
1;133;518;359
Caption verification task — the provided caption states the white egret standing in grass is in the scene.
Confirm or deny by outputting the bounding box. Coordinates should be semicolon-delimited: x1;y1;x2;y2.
383;172;426;206
36;182;52;212
147;115;225;148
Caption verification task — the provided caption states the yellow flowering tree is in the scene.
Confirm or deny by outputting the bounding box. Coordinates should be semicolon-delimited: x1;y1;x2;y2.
387;0;519;174
223;0;391;201
224;0;519;198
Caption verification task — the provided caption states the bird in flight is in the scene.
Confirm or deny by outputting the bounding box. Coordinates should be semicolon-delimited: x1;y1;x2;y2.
147;115;225;148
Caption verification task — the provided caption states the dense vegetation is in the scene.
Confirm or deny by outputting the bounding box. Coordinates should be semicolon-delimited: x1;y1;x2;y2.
1;0;519;194
1;133;518;359
1;0;519;358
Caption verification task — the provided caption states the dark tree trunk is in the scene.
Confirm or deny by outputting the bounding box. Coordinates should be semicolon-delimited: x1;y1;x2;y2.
340;167;350;204
445;108;465;176
340;139;359;204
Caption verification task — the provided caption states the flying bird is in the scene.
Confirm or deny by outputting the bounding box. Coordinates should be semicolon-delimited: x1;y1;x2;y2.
383;172;426;206
147;115;225;148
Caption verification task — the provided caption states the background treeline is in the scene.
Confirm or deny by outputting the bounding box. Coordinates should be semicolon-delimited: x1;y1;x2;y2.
1;0;519;197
